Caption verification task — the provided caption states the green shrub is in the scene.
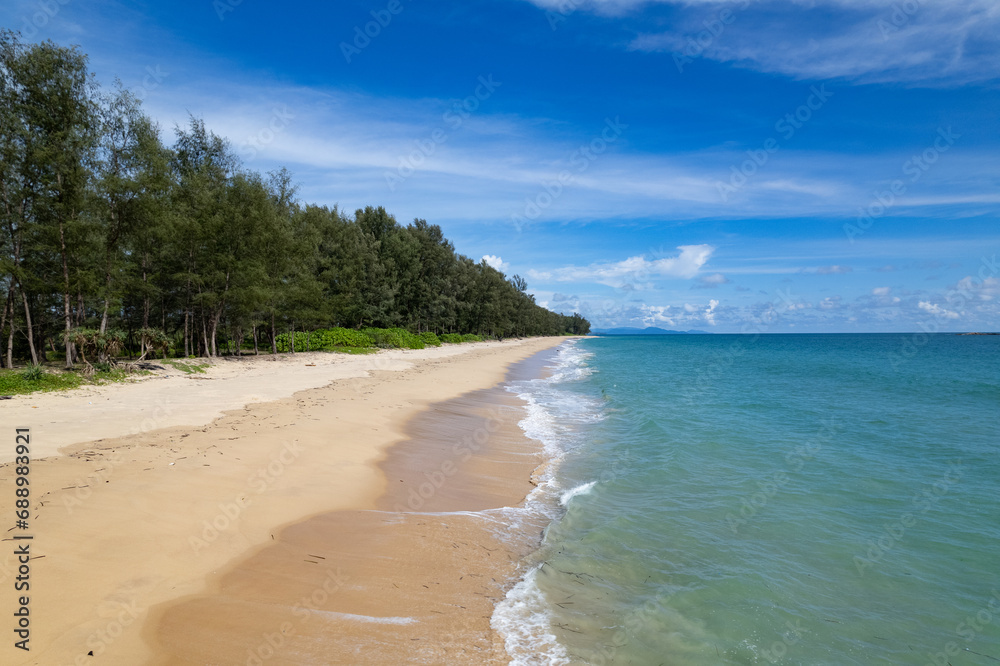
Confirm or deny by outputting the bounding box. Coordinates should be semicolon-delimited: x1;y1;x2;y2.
440;333;464;344
461;333;483;343
419;331;441;347
276;327;377;352
362;327;425;350
20;364;44;381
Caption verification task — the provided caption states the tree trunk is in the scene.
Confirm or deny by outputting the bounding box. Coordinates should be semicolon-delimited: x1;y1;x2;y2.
270;312;277;356
209;308;222;358
59;220;75;368
202;314;211;358
0;290;10;369
19;288;38;365
141;263;150;359
252;325;259;356
290;323;295;354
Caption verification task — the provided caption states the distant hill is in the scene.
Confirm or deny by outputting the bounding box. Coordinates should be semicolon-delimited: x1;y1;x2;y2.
591;327;711;335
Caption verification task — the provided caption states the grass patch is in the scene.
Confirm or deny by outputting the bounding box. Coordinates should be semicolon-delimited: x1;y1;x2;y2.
163;359;210;374
0;369;83;396
0;364;150;396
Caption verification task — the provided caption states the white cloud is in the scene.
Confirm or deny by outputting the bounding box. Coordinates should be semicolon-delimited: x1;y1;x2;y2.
918;301;960;319
641;305;675;327
528;0;1000;86
694;272;730;288
705;299;719;325
955;276;1000;301
872;286;891;296
815;265;852;275
482;254;509;272
527;244;714;286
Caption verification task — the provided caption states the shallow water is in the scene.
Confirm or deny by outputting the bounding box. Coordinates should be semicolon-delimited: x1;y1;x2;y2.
493;334;1000;665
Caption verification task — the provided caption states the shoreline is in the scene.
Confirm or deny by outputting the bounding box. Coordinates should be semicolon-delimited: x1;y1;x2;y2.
0;337;570;665
151;359;555;663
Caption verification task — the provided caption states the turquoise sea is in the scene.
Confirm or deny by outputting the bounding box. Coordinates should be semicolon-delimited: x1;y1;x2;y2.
492;334;1000;665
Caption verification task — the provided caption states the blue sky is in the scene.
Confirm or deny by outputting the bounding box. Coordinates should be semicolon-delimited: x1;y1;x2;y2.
5;0;998;332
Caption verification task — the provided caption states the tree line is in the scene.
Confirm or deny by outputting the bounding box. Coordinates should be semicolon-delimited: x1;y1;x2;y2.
0;32;589;369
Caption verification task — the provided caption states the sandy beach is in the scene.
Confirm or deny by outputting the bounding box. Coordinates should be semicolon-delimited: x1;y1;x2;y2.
0;337;568;665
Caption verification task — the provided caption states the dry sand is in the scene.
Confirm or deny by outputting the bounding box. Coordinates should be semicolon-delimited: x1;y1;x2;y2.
0;337;569;665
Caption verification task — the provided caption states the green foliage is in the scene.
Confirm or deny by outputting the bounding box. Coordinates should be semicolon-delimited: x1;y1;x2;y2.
138;328;171;358
275;327;376;353
69;328;127;364
362;327;425;350
0;368;80;395
314;328;376;349
0;364;143;396
20;364;44;381
0;31;590;368
461;333;483;343
419;331;441;347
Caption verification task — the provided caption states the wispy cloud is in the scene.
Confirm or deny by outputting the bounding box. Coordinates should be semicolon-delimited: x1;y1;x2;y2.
527;0;1000;86
815;265;853;275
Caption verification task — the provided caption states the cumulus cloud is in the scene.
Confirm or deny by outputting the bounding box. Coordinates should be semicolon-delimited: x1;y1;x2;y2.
918;301;960;319
482;254;509;272
641;304;675;327
527;244;714;286
955;276;1000;301
872;286;891;296
705;298;719;325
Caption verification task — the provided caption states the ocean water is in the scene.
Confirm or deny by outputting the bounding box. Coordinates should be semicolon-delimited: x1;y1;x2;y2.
492;334;1000;665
